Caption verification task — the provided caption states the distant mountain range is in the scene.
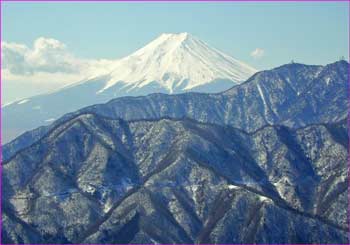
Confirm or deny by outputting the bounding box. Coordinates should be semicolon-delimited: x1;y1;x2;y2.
3;33;256;143
4;60;348;162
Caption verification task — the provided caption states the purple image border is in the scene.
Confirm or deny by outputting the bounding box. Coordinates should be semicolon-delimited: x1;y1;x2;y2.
0;0;349;244
1;0;350;1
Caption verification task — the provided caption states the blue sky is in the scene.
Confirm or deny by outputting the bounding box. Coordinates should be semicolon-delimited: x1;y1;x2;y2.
2;2;349;103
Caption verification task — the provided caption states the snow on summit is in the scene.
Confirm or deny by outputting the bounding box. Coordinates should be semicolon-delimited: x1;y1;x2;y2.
98;32;257;93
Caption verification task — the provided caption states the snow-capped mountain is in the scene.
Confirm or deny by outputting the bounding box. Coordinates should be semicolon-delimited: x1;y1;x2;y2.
98;32;256;93
3;32;256;143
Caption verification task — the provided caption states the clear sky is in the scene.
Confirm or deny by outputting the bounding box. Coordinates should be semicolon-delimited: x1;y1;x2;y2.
2;1;349;103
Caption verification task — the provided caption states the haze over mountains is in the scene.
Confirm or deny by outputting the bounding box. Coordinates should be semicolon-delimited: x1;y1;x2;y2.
3;33;256;143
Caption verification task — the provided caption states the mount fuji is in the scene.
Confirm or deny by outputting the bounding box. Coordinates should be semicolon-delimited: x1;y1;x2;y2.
3;32;256;143
97;32;256;93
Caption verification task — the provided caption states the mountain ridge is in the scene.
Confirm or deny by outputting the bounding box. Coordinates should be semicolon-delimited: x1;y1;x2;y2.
3;60;347;161
4;110;349;166
3;113;348;243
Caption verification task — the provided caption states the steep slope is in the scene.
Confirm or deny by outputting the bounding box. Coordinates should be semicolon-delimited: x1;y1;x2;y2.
3;114;348;243
4;60;348;161
3;33;256;143
102;32;256;93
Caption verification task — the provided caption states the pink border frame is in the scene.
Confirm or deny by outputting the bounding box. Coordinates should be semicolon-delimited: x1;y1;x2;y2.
0;0;349;2
0;0;349;244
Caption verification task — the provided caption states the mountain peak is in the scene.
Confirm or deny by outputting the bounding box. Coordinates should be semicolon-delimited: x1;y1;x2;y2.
158;32;190;41
131;32;194;56
101;32;257;93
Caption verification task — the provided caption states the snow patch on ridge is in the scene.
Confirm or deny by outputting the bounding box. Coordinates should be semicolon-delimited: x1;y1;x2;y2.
18;99;29;105
45;118;56;123
257;83;273;124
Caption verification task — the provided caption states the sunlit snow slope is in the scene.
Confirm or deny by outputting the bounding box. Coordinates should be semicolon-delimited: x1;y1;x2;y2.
98;32;256;93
